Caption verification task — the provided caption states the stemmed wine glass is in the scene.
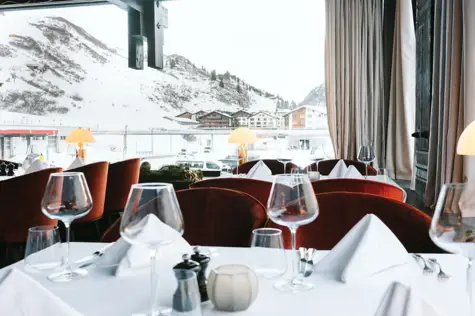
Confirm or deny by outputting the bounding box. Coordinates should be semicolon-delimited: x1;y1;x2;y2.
430;183;475;316
267;174;319;292
120;183;184;316
357;144;376;178
41;172;93;282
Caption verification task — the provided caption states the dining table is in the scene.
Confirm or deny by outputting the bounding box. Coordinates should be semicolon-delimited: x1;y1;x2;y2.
0;243;470;315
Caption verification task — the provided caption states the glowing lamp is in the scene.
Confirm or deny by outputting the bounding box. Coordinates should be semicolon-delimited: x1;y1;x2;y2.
66;128;95;160
457;121;475;155
228;127;257;165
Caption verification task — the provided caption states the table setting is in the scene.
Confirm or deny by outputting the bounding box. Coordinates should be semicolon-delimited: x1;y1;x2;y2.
0;168;474;316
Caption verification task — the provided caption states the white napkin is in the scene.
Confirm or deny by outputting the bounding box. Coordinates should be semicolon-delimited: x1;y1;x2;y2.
99;214;191;277
0;268;83;316
314;214;408;283
25;158;46;174
344;165;364;179
247;160;273;182
67;157;85;170
374;282;444;316
328;159;348;178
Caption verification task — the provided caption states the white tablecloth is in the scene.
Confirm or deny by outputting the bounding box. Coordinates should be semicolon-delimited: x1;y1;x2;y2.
0;243;470;315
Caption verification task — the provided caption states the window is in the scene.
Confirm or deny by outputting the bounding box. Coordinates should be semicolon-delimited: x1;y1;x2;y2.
300;120;304;125
206;162;220;170
60;136;66;140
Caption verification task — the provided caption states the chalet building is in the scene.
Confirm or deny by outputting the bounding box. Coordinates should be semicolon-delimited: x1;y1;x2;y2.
176;111;193;119
232;110;252;127
287;105;327;129
197;111;232;129
191;110;207;121
248;111;278;129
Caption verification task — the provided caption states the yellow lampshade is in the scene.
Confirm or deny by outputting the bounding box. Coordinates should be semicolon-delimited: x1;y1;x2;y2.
457;120;475;155
66;128;95;144
228;127;257;144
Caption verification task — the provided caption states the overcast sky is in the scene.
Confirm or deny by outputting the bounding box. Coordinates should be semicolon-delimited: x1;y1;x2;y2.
3;0;325;102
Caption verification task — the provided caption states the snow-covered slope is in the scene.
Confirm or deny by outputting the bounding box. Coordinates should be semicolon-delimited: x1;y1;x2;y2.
0;15;279;129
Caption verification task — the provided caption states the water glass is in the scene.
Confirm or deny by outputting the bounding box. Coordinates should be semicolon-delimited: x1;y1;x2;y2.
357;145;376;177
24;226;62;272
250;228;286;279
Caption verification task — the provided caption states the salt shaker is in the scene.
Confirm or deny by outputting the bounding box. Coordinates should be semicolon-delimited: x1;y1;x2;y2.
172;254;202;316
6;164;14;176
0;163;6;176
190;246;210;302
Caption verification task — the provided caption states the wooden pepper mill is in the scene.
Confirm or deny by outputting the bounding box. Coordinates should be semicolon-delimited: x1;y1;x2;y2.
191;246;210;302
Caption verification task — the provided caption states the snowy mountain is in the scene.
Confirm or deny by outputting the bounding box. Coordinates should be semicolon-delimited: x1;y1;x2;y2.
0;15;281;129
298;84;326;107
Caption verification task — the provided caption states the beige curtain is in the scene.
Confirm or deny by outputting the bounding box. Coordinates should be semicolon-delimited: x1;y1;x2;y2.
464;0;475;181
385;0;415;181
324;0;384;162
425;0;465;207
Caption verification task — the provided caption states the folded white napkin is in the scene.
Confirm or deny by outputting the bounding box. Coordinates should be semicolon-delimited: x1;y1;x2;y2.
67;157;85;170
374;282;443;316
328;159;348;178
0;268;82;316
99;214;191;277
314;214;408;283
25;158;47;174
247;160;273;182
344;165;364;179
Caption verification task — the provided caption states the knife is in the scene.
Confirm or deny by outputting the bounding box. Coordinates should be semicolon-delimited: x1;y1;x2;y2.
74;243;114;268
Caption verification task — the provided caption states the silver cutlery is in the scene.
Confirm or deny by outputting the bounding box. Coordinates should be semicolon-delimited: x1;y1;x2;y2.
75;243;114;268
412;254;434;274
428;258;451;281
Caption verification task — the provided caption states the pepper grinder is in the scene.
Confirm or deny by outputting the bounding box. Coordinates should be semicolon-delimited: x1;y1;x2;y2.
172;254;202;315
191;246;210;302
6;164;14;176
0;163;6;176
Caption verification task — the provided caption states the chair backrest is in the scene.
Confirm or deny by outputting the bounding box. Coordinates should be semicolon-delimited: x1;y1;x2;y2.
190;177;272;207
0;168;62;243
104;158;140;213
176;188;267;247
311;159;377;176
69;161;109;222
232;159;297;175
311;178;406;202
267;192;440;253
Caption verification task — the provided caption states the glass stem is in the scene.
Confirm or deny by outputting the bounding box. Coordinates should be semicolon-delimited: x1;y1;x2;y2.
469;259;473;316
149;248;159;316
289;227;299;280
365;163;368;179
64;221;72;273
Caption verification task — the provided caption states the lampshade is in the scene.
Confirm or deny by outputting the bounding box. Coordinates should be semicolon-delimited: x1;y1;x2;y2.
228;127;257;144
457;120;475;155
66;128;95;144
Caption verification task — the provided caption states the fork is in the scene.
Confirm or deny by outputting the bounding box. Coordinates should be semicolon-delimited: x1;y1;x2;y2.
428;258;451;281
412;254;434;274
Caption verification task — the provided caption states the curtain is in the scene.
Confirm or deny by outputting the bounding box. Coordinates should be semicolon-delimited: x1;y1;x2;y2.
324;0;384;163
425;0;465;207
385;0;416;181
463;0;475;181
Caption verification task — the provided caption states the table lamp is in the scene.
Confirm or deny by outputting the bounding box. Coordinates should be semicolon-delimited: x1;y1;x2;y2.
66;128;95;160
228;127;257;165
457;120;475;155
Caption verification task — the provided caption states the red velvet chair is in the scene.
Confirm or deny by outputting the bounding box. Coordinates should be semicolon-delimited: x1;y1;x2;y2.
0;168;62;265
311;178;406;202
176;188;267;247
309;159;377;176
68;161;109;241
190;178;273;207
267;192;440;253
103;158;140;225
232;159;297;175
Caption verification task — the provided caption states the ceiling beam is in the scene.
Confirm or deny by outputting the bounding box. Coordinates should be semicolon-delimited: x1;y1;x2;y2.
0;0;108;11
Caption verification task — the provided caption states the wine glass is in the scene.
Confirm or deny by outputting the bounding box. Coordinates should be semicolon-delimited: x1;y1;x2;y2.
120;183;184;316
267;174;319;292
277;158;293;174
41;172;92;282
357;144;376;178
430;183;475;316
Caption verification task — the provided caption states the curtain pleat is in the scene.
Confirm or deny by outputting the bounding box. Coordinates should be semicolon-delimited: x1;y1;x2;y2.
324;0;385;164
425;0;465;207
